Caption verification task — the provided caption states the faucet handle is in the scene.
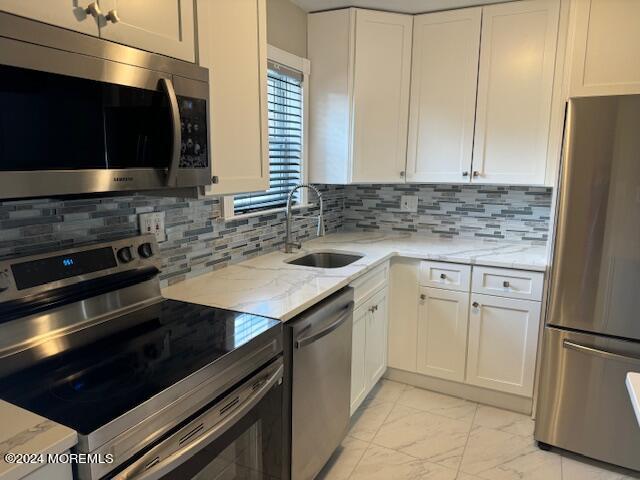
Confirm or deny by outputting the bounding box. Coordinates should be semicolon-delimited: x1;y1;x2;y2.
317;216;326;237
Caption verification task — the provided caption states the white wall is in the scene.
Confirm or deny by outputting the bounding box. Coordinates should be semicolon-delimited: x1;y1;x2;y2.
267;0;308;57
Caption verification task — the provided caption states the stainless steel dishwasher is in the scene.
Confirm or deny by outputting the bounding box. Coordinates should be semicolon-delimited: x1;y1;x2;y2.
284;287;354;480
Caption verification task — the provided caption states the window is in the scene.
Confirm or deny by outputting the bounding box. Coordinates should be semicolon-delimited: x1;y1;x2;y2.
233;60;305;215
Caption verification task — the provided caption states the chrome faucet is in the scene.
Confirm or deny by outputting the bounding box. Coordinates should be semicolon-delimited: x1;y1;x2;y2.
284;184;325;253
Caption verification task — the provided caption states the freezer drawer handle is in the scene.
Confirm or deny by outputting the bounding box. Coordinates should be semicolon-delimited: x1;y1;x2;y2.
563;340;640;364
295;302;354;349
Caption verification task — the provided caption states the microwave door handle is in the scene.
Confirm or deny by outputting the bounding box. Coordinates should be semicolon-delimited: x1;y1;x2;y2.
159;78;181;187
113;363;283;480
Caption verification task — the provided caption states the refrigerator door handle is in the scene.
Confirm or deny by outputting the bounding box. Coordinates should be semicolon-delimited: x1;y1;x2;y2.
563;340;640;364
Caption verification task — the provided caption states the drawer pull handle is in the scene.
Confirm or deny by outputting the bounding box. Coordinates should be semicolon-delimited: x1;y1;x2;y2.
472;302;480;308
440;273;447;280
503;281;510;288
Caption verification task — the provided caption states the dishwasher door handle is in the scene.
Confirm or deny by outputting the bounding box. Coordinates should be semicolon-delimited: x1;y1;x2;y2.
295;302;354;349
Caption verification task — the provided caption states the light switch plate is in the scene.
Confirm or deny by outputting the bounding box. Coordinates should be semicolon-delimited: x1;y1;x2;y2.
400;195;418;213
139;211;166;242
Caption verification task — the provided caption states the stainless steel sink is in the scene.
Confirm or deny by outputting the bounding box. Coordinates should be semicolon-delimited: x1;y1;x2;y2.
286;252;363;268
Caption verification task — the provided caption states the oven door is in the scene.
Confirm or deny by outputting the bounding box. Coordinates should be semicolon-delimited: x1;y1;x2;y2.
113;358;284;480
0;40;210;199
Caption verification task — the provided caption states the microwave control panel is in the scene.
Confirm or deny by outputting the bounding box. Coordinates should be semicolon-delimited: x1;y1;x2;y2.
178;96;208;169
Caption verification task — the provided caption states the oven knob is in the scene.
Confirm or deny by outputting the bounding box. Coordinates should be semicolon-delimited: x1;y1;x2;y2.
117;246;134;264
0;271;10;293
138;243;154;259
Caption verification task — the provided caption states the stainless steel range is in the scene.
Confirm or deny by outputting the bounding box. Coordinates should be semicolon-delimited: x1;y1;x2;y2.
0;236;284;480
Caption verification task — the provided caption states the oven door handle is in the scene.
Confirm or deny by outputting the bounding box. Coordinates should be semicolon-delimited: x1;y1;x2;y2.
113;363;283;480
159;77;182;188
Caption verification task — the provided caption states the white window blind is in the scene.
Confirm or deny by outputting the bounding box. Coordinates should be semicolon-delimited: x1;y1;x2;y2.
234;63;303;214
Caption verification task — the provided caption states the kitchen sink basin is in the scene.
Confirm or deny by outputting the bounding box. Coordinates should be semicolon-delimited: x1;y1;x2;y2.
286;252;363;268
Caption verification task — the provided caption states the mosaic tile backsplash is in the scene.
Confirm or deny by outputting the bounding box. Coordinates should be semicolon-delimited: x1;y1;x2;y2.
341;184;552;243
0;186;344;286
0;183;551;287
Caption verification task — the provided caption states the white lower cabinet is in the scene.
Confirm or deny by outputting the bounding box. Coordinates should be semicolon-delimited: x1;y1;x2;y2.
416;287;469;382
350;284;389;415
388;259;544;400
350;303;368;414
466;293;541;396
365;288;388;388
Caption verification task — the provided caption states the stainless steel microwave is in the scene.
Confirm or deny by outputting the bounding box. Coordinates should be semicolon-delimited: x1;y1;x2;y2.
0;12;211;199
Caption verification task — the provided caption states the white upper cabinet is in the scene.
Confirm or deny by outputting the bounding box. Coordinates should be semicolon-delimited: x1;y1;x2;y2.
0;0;99;35
472;0;560;185
197;0;268;195
569;0;640;96
406;8;481;184
308;8;412;184
98;0;195;62
351;10;412;183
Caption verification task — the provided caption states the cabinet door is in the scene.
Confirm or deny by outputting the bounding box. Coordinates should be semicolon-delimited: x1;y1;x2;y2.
467;294;541;396
197;0;269;195
569;0;640;96
0;0;98;35
406;8;481;184
472;0;559;185
417;287;469;382
351;9;412;183
98;0;195;62
365;288;389;387
351;304;368;415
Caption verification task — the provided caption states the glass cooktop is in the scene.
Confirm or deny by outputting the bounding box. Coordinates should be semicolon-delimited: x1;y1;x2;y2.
0;300;280;434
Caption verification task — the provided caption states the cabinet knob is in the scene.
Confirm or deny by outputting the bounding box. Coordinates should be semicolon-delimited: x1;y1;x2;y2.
472;301;480;308
106;9;120;23
400;171;406;178
503;280;510;288
85;2;102;17
472;171;480;177
420;294;426;301
462;171;469;177
440;273;447;280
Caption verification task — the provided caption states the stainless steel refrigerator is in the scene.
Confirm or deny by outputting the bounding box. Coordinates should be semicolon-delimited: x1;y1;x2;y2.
535;95;640;471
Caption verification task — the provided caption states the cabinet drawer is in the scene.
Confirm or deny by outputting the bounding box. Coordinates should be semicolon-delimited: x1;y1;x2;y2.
471;266;544;301
419;261;471;291
351;262;389;305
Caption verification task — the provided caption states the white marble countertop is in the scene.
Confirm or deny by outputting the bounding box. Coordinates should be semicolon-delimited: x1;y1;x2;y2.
0;401;76;480
163;232;548;322
626;373;640;427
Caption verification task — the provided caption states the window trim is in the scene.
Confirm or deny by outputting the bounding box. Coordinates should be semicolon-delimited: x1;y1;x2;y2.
224;45;311;220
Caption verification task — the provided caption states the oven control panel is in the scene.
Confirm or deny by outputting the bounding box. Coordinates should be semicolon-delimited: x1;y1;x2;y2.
0;235;161;303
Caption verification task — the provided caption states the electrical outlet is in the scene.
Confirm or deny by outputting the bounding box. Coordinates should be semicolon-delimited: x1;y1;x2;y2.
139;211;166;242
400;195;418;213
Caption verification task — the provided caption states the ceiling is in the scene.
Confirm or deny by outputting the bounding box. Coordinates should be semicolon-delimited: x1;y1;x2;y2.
290;0;515;14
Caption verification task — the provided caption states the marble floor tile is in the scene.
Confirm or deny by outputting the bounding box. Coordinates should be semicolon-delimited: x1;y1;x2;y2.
472;405;535;437
316;436;369;480
372;404;471;469
562;456;640;480
366;379;407;405
350;444;458;480
459;425;542;477
397;387;478;422
456;474;484;480
348;400;395;442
